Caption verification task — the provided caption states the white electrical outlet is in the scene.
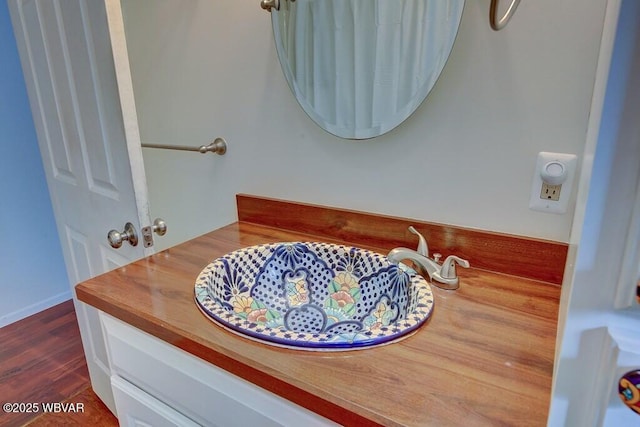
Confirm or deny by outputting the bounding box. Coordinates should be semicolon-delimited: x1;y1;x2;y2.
529;152;577;214
540;183;562;201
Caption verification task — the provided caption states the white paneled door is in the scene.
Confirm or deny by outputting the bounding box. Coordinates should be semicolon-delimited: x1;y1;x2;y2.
8;0;151;413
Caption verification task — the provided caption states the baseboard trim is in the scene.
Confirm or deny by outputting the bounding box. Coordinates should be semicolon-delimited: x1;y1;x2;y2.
0;290;72;328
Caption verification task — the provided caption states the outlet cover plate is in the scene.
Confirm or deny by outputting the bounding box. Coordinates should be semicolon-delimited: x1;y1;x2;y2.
529;152;578;214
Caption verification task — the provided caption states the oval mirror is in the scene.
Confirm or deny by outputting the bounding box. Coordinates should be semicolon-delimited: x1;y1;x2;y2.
271;0;465;139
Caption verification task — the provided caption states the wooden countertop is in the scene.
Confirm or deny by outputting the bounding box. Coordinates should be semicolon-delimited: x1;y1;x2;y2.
76;196;562;427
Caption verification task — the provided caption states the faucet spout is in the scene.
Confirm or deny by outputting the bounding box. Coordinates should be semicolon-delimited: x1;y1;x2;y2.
387;226;470;290
387;247;440;281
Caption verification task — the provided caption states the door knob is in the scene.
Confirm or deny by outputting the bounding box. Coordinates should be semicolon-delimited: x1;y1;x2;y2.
152;218;167;236
141;218;167;248
107;223;139;248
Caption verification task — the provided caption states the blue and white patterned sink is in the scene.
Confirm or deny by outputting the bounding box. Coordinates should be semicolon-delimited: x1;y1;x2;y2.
195;242;434;350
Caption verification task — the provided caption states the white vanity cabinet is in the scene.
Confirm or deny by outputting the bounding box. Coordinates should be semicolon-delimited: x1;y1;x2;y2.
99;313;338;427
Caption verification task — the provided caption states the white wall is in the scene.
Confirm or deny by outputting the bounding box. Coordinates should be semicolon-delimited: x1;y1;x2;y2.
121;0;607;250
0;2;70;327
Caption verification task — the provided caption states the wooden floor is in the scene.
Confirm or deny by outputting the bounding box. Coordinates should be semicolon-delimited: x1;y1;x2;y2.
0;300;117;426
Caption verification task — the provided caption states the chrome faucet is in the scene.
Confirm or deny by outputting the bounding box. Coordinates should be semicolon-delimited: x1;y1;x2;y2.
387;226;470;290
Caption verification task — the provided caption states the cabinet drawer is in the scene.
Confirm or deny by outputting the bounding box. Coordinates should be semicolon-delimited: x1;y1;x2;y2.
112;376;199;427
100;313;338;427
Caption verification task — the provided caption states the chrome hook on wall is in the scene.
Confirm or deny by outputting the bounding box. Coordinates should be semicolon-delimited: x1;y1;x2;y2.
490;0;522;31
260;0;279;12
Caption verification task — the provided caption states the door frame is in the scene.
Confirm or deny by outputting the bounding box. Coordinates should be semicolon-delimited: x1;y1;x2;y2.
550;0;640;424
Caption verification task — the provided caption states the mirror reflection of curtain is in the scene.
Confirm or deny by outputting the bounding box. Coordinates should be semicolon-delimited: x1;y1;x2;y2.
280;0;456;137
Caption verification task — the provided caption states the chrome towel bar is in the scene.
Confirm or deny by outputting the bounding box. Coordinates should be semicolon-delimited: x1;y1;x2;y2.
141;137;227;155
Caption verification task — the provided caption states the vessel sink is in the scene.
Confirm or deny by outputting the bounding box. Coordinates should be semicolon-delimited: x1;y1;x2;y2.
195;242;434;350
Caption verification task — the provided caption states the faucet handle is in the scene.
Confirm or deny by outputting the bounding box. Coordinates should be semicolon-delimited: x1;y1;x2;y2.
440;255;470;279
408;226;429;257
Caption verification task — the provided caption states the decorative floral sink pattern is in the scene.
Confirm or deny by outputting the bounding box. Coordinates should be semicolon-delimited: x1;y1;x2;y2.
195;242;434;350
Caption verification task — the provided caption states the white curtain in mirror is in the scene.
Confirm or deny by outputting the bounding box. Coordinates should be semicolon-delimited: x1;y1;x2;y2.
275;0;463;139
